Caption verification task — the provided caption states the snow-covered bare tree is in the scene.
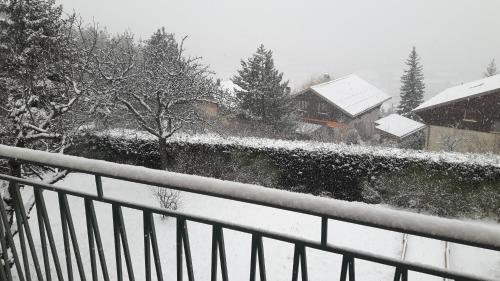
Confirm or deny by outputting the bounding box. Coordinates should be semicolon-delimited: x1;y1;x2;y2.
106;28;218;169
232;44;292;126
0;0;102;233
295;73;332;93
397;46;425;119
483;58;497;77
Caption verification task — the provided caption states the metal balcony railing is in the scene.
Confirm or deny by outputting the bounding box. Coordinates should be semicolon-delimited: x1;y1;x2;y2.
0;144;499;281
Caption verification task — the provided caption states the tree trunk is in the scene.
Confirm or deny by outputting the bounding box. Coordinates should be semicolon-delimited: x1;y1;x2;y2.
158;137;169;170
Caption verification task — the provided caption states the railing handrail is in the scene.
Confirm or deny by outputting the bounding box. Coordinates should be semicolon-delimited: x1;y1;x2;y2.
0;172;493;281
1;144;499;251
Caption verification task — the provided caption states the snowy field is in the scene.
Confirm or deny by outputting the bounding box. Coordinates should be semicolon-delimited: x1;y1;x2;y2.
13;173;500;281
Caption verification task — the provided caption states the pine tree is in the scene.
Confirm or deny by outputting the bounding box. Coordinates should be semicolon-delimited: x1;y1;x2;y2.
232;44;291;125
397;46;425;118
483;59;498;77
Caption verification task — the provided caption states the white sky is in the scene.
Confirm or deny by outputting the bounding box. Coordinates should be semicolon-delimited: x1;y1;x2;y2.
57;0;500;105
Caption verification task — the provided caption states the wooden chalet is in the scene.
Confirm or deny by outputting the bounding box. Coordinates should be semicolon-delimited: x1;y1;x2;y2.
413;74;500;133
293;74;391;138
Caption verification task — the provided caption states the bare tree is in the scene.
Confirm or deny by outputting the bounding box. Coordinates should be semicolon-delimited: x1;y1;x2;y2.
439;134;465;152
152;187;181;217
104;28;219;169
0;0;104;238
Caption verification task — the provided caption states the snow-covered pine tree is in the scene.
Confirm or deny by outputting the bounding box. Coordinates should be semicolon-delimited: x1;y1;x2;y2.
397;46;425;119
232;44;292;126
483;58;498;77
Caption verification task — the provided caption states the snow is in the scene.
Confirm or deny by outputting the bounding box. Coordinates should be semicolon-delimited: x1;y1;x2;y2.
13;174;500;281
309;74;392;118
1;143;500;251
294;121;322;134
375;114;426;139
220;80;243;93
98;129;500;168
414;74;500;112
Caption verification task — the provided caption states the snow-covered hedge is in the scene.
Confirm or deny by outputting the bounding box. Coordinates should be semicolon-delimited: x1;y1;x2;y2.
71;130;500;218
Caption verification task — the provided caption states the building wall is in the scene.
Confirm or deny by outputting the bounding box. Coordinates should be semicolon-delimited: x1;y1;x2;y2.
425;125;500;154
347;107;381;138
293;90;381;138
294;90;351;122
197;101;219;118
417;92;500;133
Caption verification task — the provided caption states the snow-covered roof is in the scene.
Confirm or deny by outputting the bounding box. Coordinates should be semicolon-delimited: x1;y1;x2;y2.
414;74;500;112
220;80;243;93
309;74;392;118
375;114;426;139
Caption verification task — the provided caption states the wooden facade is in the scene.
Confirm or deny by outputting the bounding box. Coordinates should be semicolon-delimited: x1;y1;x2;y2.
416;91;500;133
293;90;382;137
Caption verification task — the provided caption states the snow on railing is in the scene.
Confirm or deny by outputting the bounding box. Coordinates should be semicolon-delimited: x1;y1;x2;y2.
1;144;499;252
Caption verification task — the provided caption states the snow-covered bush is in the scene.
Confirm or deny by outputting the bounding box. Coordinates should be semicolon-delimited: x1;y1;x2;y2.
70;131;500;219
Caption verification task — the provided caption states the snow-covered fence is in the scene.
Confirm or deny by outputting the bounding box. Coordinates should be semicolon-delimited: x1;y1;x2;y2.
0;144;499;281
71;131;500;218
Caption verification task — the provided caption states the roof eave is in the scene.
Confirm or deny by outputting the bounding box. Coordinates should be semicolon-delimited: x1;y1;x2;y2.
413;88;500;113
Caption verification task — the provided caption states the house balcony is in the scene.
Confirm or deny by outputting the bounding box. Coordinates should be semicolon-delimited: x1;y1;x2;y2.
0;144;499;281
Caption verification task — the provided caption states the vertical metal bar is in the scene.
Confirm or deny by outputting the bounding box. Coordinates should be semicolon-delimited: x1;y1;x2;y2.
177;218;183;281
95;176;103;198
36;189;64;281
62;194;86;281
249;235;257;281
340;256;349;281
181;219;195;281
0;192;25;281
89;200;110;281
211;226;218;281
0;207;13;281
291;245;300;281
299;246;308;281
217;227;228;281
256;236;266;281
149;213;164;281
12;187;43;281
10;181;31;281
177;218;194;281
144;212;151;281
35;190;51;281
85;199;98;281
393;268;408;281
116;206;135;281
59;194;73;281
340;256;355;281
348;258;355;281
113;206;122;281
321;217;328;246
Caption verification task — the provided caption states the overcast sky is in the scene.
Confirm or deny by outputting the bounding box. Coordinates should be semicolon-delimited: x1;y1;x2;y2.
57;0;500;105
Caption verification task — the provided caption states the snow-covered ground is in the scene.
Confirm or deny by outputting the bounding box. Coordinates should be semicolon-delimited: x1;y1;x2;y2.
13;173;500;281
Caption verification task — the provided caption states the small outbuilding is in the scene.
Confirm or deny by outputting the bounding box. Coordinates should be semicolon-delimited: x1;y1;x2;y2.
375;114;426;141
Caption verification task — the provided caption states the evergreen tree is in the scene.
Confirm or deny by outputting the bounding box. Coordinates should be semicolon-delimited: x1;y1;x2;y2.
483;58;498;77
232;44;291;125
397;46;425;118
